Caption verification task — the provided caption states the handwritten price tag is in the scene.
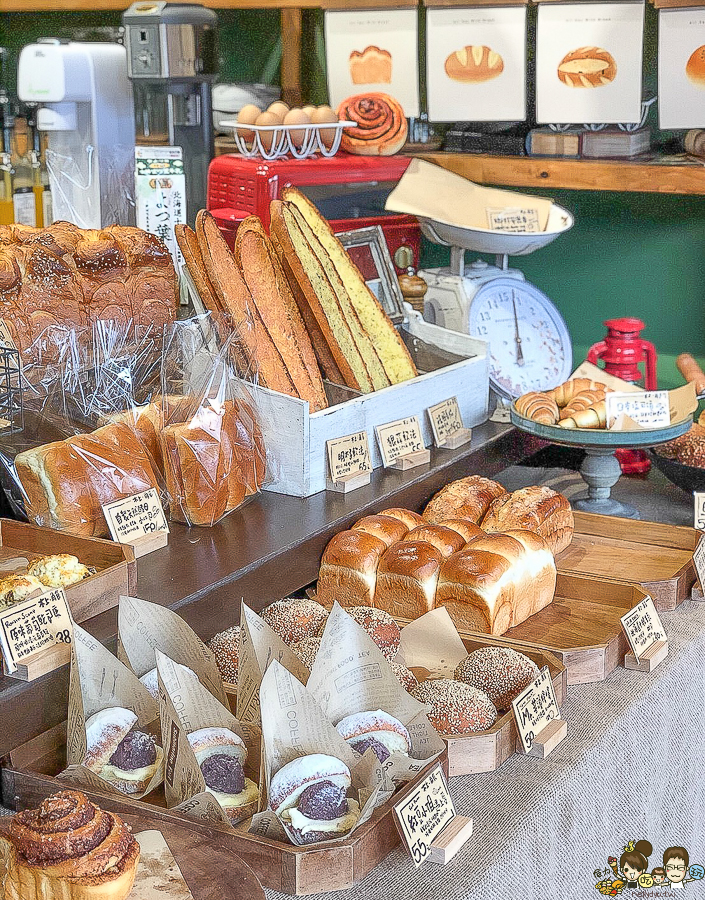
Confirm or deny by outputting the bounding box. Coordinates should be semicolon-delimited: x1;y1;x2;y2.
620;597;666;662
375;416;425;467
511;666;560;753
103;488;169;545
606;391;670;429
0;588;73;674
427;397;464;446
486;208;540;233
694;493;705;530
393;764;455;867
694;536;705;590
326;431;371;483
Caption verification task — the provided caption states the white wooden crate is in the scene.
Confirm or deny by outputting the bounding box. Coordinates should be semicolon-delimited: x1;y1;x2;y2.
182;270;489;497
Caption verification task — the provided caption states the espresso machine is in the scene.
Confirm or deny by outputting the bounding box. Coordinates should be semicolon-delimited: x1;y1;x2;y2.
17;40;135;228
123;2;217;226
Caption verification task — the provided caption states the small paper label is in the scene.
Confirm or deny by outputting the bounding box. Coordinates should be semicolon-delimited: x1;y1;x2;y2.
427;397;464;446
490;402;512;424
606;391;670;429
0;588;73;674
376;416;425;467
486;208;541;233
0;319;17;351
694;536;705;588
511;666;561;753
393;763;456;867
694;492;705;531
103;488;169;545
326;431;371;483
135;146;186;267
620;597;666;662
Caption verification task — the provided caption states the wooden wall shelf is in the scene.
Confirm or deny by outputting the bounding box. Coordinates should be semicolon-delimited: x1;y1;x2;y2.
0;0;410;10
415;152;705;196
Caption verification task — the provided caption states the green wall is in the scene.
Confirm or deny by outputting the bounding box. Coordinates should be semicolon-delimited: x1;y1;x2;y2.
1;5;704;387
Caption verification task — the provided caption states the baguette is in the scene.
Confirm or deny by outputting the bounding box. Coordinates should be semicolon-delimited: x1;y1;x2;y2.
286;202;388;390
195;210;295;394
270;200;371;392
676;353;705;395
282;187;417;385
234;217;327;412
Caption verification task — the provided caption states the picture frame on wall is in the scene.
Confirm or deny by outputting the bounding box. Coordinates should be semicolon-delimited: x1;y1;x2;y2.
336;226;406;325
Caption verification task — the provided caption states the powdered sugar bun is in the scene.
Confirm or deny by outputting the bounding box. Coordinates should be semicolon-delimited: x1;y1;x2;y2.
84;708;138;772
269;753;351;814
261;597;328;645
454;646;540;710
187;727;246;765
411;678;496;735
336;709;411;754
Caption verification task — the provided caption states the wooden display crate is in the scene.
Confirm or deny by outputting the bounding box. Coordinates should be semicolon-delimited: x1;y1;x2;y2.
0;518;136;625
556;512;700;611
3;724;448;897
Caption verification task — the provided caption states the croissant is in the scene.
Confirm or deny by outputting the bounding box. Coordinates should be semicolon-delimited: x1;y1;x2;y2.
559;389;607;420
548;378;608;407
559;400;607;429
515;391;559;425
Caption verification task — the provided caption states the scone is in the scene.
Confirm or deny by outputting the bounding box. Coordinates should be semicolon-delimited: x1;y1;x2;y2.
0;574;44;609
27;554;91;588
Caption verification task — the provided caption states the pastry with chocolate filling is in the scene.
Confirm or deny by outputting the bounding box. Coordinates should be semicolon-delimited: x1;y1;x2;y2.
83;706;163;795
269;754;360;845
187;726;259;822
0;789;139;900
336;709;411;763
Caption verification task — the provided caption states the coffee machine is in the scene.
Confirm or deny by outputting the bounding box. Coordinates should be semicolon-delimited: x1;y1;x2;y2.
123;2;217;226
17;40;135;228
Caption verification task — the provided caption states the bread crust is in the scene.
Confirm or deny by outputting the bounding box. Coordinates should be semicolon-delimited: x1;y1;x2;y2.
352;514;409;547
374;540;443;619
317;530;387;608
423;475;507;525
435;548;515;635
480;486;574;555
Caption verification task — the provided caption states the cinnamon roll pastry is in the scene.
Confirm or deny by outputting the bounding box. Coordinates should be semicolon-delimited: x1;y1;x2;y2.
1;789;139;900
337;93;408;156
83;706;163;795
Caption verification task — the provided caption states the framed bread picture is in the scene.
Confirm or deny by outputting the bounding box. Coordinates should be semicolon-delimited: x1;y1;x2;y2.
324;9;420;117
658;10;705;129
336;226;406;325
536;3;644;125
426;7;527;123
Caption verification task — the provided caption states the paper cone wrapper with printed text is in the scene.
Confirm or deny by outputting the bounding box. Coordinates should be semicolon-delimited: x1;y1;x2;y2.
398;607;469;680
237;601;310;726
256;659;384;846
155;649;261;827
117;595;227;705
61;622;164;799
306;603;445;787
385;159;554;233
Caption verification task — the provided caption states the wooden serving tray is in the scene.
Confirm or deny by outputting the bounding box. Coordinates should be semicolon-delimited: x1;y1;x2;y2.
556;511;700;611
474;572;648;686
0;519;136;625
0;769;266;900
438;634;566;777
3;725;447;897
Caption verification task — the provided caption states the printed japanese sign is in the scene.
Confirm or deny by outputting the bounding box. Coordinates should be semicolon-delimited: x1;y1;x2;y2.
135;146;186;266
511;666;561;753
536;3;645;125
326;431;372;482
426;6;527;123
103;488;169;545
394;763;455;867
0;588;72;673
375;415;426;467
658;10;705;130
620;597;666;662
324;8;419;117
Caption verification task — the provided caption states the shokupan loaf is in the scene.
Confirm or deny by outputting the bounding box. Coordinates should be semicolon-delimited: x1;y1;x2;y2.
15;423;161;538
423;475;507;525
233;217;327;413
480;486;574;555
317;530;387;608
281;187;417;385
270;200;373;392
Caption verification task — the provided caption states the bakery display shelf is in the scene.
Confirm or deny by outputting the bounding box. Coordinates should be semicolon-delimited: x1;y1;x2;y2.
415;152;705;197
557;511;700;611
0;769;266;900
0;518;137;625
0;0;411;9
481;573;648;686
0;421;530;758
3;734;448;897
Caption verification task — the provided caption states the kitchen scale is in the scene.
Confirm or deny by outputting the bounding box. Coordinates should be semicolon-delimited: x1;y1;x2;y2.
418;203;574;400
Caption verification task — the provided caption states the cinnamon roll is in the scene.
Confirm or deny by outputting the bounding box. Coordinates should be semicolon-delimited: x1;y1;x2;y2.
1;789;139;900
337;93;407;156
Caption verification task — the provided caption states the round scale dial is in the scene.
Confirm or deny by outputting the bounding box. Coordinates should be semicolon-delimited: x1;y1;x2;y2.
468;277;572;400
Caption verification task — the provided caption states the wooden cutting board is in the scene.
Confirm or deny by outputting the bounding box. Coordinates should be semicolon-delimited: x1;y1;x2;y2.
555;511;700;611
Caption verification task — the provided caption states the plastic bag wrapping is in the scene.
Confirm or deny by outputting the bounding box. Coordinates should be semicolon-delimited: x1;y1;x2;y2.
158;318;270;527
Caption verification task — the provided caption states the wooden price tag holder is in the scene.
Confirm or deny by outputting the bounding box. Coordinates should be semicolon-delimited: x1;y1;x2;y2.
511;666;567;760
325;431;372;494
103;488;169;559
376;416;430;471
0;588;73;682
427;397;472;451
692;535;705;601
10;642;71;682
393;763;473;867
621;597;669;673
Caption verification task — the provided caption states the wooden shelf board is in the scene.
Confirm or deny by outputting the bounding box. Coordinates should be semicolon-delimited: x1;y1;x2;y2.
0;0;410;8
414;152;705;196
